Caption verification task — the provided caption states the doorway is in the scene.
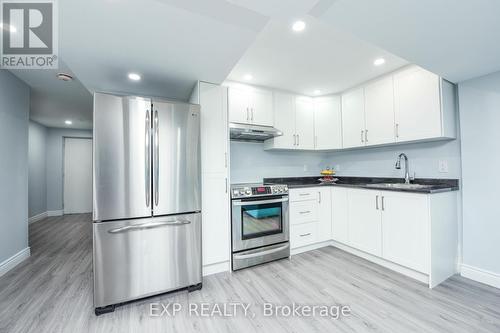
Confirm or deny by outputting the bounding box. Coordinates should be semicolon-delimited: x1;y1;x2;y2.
63;137;93;214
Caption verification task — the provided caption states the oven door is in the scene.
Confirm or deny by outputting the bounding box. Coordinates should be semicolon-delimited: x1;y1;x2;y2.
232;196;289;252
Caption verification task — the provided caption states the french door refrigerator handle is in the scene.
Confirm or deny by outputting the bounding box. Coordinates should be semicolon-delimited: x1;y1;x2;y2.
108;219;192;234
154;110;159;206
145;111;151;207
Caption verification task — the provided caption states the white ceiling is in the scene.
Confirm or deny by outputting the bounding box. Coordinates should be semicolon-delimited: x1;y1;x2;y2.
58;0;267;100
227;16;408;96
10;61;93;129
315;0;500;82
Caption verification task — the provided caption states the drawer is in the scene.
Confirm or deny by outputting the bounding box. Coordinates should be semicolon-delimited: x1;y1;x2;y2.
289;188;319;202
290;201;318;225
291;222;318;249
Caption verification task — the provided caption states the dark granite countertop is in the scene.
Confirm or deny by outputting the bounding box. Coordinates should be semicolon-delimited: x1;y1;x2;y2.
263;176;459;194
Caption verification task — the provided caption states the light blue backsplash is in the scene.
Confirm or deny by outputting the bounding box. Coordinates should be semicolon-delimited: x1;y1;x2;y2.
0;70;30;264
459;70;500;277
29;121;48;217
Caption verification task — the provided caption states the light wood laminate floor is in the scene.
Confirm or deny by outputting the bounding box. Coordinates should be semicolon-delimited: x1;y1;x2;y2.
1;214;499;333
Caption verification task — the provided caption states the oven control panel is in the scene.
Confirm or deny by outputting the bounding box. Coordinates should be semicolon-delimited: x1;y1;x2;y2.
231;184;288;199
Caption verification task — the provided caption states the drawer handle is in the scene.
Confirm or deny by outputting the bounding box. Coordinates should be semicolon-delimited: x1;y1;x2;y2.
299;211;311;214
299;193;310;196
300;233;311;237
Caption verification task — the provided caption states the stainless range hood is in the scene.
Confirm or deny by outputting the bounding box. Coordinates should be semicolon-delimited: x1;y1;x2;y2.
229;123;283;142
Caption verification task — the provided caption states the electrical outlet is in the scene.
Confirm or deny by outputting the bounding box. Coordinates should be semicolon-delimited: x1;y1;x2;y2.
303;164;308;172
438;160;449;173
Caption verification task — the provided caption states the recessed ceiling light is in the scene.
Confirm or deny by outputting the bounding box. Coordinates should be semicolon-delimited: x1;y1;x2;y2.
56;73;73;81
314;90;321;95
292;20;306;32
65;120;73;125
128;73;141;81
243;74;253;81
374;58;386;66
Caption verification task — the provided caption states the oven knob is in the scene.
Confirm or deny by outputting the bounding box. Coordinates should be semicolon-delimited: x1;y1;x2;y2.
245;190;251;195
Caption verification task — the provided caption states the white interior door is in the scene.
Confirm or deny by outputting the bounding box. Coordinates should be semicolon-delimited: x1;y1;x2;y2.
64;138;93;214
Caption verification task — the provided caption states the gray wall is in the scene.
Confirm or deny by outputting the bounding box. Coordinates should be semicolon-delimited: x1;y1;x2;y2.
46;128;92;212
0;70;30;264
230;142;326;183
458;71;500;276
28;121;48;218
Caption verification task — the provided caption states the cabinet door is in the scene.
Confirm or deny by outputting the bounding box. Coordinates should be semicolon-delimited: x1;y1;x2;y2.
266;92;296;149
347;189;382;256
295;96;315;149
228;86;250;124
381;191;429;273
199;82;228;174
341;88;366;148
364;76;396;146
251;89;274;126
331;187;348;244
394;66;442;141
202;173;230;266
314;96;342;150
317;188;332;242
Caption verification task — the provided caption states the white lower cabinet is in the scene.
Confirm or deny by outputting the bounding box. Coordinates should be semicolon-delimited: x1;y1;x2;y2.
346;189;382;256
289;185;457;287
380;191;429;273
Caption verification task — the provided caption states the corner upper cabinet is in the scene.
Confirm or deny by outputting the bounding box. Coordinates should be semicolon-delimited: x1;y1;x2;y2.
341;87;365;148
364;76;396;146
393;66;456;142
314;96;342;150
228;85;273;127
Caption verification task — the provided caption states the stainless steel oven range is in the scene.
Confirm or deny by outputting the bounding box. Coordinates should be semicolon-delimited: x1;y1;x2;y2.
231;183;290;270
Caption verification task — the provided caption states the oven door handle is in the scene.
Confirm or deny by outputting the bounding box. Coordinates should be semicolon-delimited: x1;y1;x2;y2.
232;197;289;206
233;243;290;260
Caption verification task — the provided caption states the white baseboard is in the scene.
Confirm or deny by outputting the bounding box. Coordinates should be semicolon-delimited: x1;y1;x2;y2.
203;261;230;276
0;247;31;277
461;264;500;289
28;211;48;224
47;210;63;217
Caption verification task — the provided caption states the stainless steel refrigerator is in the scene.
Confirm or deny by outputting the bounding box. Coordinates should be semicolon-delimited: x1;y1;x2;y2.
92;92;202;315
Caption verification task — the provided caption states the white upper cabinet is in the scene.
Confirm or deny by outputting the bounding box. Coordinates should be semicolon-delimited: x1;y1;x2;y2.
394;66;442;141
228;86;250;124
251;89;274;126
228;85;273;126
267;92;296;149
341;87;365;148
313;96;342;150
295;96;315;150
364;76;396;146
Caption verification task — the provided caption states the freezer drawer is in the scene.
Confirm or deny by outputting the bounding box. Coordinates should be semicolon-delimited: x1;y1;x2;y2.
93;213;202;308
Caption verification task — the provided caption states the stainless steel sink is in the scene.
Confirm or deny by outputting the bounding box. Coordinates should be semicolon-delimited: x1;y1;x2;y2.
365;183;435;190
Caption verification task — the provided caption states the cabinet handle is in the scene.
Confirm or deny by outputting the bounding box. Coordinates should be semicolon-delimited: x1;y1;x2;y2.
225;178;228;193
381;196;385;211
318;191;321;203
300;233;311;237
365;129;368;143
361;130;364;143
395;123;400;138
376;195;379;210
299;210;311;214
299;193;310;196
293;134;296;146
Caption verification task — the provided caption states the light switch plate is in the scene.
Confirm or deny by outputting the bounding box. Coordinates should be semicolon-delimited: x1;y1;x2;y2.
439;160;449;173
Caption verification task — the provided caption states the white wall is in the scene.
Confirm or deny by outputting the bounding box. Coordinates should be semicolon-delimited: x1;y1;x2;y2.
0;70;30;264
458;70;500;283
28;121;48;218
46;128;93;212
